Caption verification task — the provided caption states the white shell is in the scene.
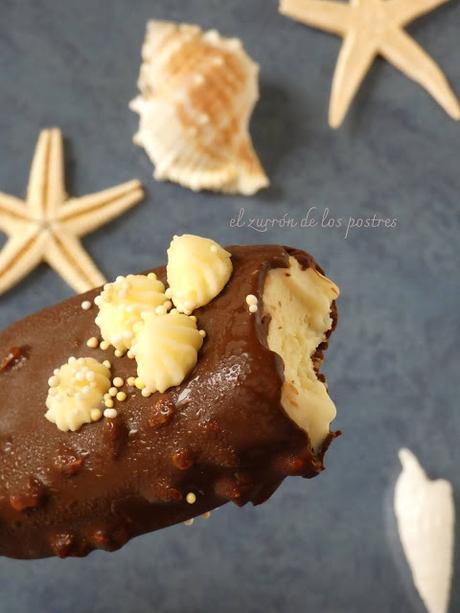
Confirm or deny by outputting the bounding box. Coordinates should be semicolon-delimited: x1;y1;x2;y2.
167;234;232;313
133;311;204;394
130;20;269;195
394;449;454;613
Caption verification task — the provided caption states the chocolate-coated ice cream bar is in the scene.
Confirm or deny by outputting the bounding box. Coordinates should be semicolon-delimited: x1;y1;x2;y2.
0;236;339;559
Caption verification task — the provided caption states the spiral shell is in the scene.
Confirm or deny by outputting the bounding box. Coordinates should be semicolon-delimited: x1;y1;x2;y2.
395;449;454;613
45;357;111;432
133;312;204;394
95;273;168;352
130;20;269;196
167;234;233;313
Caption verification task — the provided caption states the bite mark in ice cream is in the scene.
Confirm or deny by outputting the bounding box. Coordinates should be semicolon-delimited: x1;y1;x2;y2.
263;256;339;450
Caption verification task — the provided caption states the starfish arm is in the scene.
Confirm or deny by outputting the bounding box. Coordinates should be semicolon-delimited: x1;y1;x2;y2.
0;192;28;233
44;230;106;293
329;32;378;128
387;0;450;27
58;180;144;237
279;0;351;35
0;227;47;295
380;28;460;120
27;128;66;217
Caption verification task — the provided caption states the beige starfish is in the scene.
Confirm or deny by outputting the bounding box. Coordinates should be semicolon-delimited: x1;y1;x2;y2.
279;0;460;127
0;128;144;295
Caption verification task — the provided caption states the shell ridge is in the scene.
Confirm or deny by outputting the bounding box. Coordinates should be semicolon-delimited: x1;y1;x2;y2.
131;20;269;195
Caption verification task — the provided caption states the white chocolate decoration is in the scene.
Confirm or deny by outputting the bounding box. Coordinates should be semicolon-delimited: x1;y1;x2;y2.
95;273;168;353
130;20;269;195
45;357;111;432
133;311;204;394
246;294;258;313
167;234;232;313
263;256;339;450
394;449;455;613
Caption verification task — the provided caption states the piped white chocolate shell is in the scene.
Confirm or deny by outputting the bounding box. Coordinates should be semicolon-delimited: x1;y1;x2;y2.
167;234;233;313
133;311;204;395
130;20;269;196
95;273;168;353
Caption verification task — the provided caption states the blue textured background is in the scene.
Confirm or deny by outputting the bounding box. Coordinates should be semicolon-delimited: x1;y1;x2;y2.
0;1;459;611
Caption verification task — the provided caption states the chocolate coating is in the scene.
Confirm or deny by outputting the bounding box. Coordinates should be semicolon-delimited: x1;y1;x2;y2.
0;245;339;559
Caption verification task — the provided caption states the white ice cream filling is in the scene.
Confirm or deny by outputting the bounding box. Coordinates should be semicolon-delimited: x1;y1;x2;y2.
263;256;339;451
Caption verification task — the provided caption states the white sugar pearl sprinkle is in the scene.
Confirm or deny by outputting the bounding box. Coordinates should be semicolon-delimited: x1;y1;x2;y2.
186;492;197;504
81;300;92;311
104;408;118;419
86;337;99;348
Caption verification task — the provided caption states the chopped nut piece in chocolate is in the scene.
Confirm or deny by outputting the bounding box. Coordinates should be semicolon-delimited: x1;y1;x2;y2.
0;346;25;372
9;477;47;512
148;397;176;429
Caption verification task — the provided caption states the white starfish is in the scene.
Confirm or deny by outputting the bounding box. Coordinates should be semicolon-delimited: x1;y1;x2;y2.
0;128;144;294
279;0;460;127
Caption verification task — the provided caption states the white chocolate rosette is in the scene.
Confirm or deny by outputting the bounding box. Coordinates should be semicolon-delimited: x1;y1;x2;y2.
45;357;111;432
95;273;169;353
166;234;232;314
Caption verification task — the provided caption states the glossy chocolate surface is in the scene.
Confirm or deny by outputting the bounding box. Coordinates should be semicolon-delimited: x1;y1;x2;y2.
0;245;338;559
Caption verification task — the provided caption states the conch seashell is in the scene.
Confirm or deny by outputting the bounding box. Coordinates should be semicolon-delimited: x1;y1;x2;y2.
130;20;269;196
394;449;455;613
